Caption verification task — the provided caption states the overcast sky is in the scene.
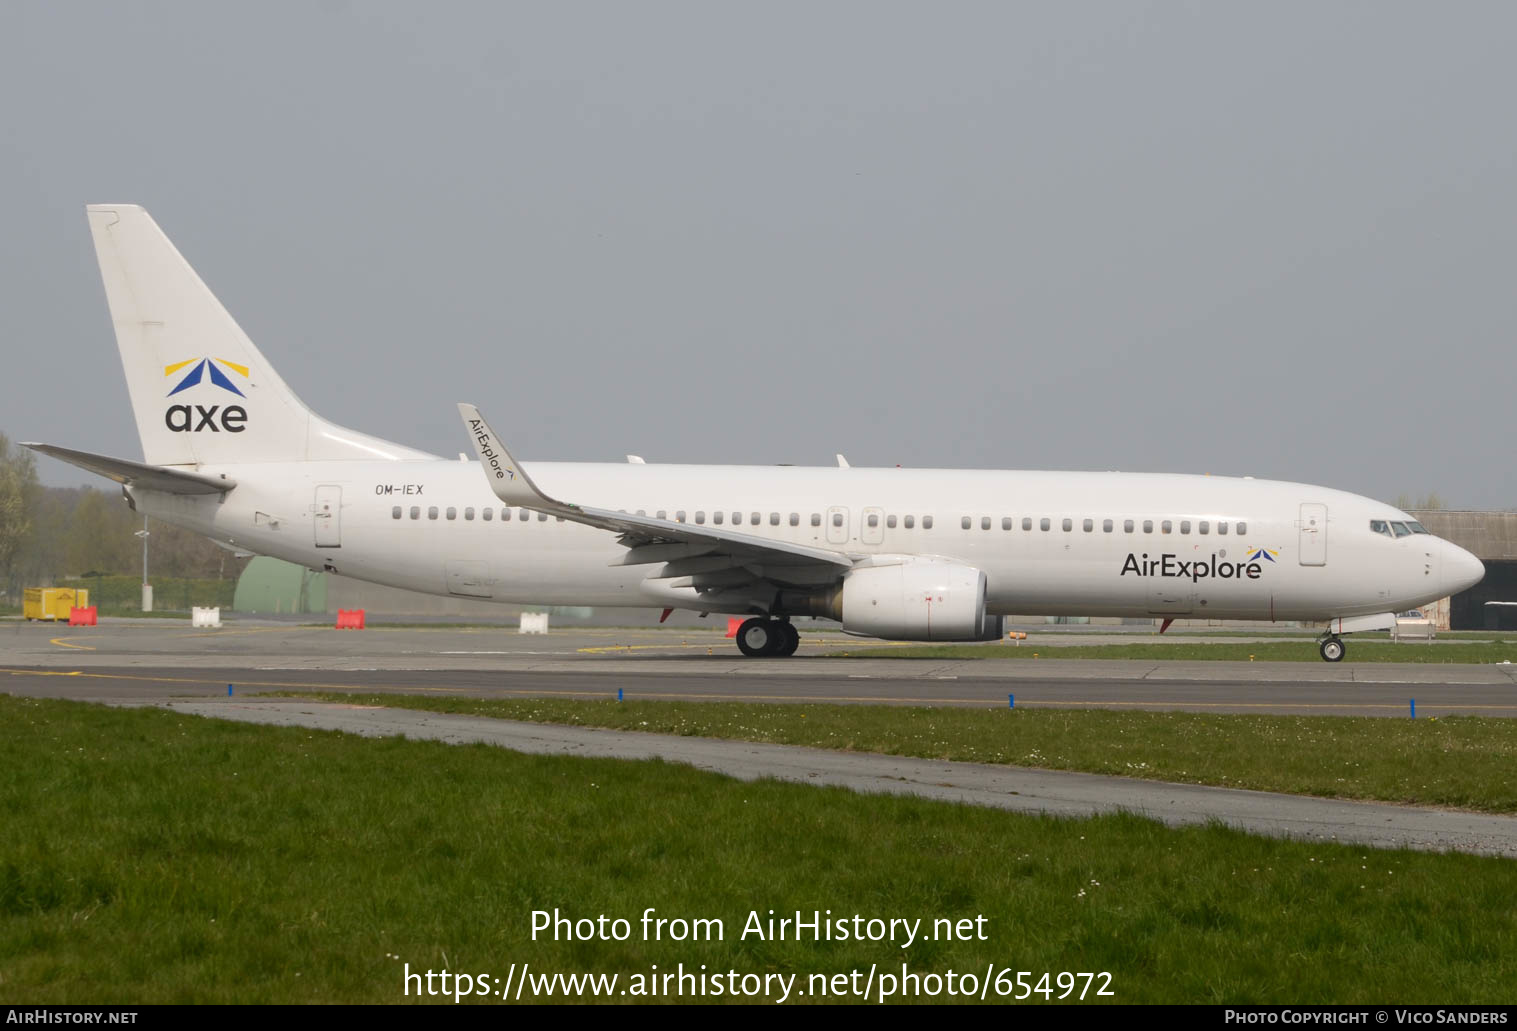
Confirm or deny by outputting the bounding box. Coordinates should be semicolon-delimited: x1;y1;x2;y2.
3;2;1513;507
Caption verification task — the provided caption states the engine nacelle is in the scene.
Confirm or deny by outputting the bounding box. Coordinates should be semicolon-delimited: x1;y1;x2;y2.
840;560;998;641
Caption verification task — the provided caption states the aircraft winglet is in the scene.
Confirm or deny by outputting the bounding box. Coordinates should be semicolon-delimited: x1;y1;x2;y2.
457;403;568;511
456;402;852;571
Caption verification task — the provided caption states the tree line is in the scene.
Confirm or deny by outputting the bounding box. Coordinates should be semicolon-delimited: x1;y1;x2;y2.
0;433;249;605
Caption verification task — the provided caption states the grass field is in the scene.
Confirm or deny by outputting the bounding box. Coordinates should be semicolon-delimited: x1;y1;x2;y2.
832;639;1517;662
281;694;1517;813
1025;628;1515;638
3;695;1516;1004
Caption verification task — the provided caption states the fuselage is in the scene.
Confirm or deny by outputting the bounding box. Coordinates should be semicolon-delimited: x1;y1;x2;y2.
134;459;1482;622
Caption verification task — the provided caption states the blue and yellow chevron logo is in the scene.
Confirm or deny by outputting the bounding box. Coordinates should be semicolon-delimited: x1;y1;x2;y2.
1244;547;1279;563
165;357;249;397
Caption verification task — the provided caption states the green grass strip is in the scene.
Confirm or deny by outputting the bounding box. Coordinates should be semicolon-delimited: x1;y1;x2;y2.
830;640;1517;662
3;694;1517;1003
279;694;1517;814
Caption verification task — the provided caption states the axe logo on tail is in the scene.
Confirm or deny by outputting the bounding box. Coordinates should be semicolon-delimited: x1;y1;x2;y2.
163;358;249;433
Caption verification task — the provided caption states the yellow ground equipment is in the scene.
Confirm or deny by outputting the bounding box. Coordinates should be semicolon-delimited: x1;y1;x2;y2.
23;588;90;621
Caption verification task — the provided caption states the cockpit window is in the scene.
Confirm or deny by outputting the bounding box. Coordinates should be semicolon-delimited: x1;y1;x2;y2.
1407;521;1429;534
1390;521;1412;538
1369;520;1393;538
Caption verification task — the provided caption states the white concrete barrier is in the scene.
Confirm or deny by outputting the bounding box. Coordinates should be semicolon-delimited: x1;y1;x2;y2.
1392;616;1436;642
192;606;222;628
519;612;549;634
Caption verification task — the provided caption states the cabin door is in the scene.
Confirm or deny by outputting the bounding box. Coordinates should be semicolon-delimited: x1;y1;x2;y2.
1299;503;1327;566
314;485;342;548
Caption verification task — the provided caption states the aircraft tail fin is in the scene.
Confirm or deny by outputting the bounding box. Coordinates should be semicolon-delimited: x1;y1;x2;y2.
85;205;432;467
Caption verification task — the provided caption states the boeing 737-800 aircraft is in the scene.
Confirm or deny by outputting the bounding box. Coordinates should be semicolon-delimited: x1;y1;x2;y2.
27;206;1485;660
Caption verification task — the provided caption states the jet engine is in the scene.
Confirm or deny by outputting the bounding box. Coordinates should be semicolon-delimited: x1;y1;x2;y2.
836;559;1001;642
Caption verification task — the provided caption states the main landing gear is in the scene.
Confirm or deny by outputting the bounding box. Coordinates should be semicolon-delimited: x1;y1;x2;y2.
1318;634;1346;662
735;617;800;658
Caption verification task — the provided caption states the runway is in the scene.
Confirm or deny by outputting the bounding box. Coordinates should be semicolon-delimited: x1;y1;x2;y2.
2;619;1515;717
6;617;1517;858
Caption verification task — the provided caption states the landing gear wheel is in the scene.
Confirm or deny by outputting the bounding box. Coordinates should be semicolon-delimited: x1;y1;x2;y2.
775;621;800;657
1319;636;1346;662
736;617;777;658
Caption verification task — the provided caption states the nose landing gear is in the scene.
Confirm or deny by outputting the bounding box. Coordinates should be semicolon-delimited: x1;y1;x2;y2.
734;617;800;657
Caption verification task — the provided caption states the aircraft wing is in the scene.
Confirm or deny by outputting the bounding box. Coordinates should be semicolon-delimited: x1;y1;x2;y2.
457;404;852;588
24;442;236;495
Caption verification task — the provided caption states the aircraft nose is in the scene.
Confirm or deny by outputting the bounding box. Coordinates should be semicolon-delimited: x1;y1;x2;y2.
1442;541;1485;596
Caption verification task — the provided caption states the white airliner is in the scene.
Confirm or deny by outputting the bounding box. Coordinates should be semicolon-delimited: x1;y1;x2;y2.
27;206;1485;661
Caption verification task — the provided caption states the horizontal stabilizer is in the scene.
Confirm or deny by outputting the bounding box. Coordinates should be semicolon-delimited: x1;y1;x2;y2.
23;443;236;495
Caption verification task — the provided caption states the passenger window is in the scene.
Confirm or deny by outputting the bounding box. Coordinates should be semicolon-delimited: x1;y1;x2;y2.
868;513;879;528
446;507;457;520
1179;520;1190;534
981;516;991;530
410;506;420;520
695;511;706;524
1198;520;1208;534
1124;519;1134;533
1083;518;1093;532
923;516;934;530
1143;520;1153;533
428;506;439;520
538;512;549;522
1236;521;1247;535
1022;517;1032;531
1217;521;1227;535
517;509;529;521
789;513;799;526
391;506;402;519
465;507;475;520
1103;519;1113;533
1002;517;1012;530
832;513;844;527
1062;518;1073;532
676;510;687;523
482;508;493;521
735;512;745;525
636;510;646;517
1040;518;1051;531
712;511;723;525
1161;520;1172;534
811;514;821;527
961;516;972;530
904;515;915;529
888;514;898;528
